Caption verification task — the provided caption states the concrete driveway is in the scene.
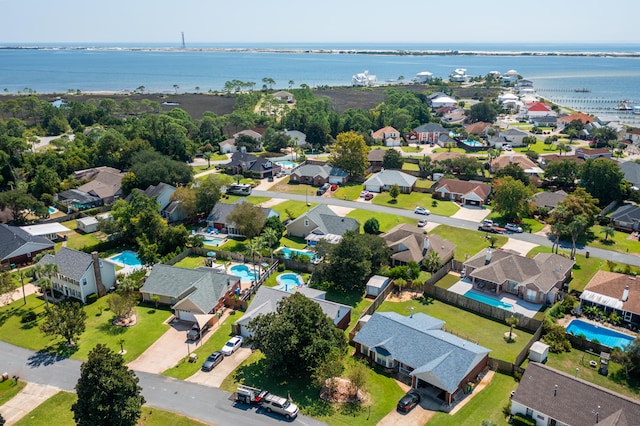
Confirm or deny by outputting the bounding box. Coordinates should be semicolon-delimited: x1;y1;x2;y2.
500;238;539;256
451;205;490;222
186;347;252;388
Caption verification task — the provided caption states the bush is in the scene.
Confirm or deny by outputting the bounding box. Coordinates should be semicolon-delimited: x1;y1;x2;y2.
21;311;37;323
513;413;536;426
542;317;572;353
277;263;286;272
85;293;98;305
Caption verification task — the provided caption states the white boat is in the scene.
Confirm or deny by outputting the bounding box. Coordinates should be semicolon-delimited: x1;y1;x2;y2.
615;101;633;111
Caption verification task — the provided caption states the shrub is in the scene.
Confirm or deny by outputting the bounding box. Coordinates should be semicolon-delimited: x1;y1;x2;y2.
542;317;572;353
21;311;37;323
85;293;98;305
513;413;536;426
277;263;286;272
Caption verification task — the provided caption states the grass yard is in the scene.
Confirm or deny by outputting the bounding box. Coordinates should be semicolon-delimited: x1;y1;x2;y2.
218;195;270;205
401;162;419;171
414;178;435;189
14;391;208;426
379;297;533;362
434;273;461;290
587;225;640;256
346;209;415;233
0;294;172;363
333;182;364;201
432;147;466;154
279;235;308;250
400;145;422;153
430;224;508;261
63;231;103;251
220;353;404;426
525;246;602;293
162;313;237;380
0;379;26;406
270;200;316;221
218;237;247;252
514;140;561;155
269;177;316;195
371;192;460;217
172;255;208;269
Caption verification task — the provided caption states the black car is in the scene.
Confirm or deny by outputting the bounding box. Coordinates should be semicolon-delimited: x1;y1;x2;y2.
397;390;420;413
201;351;224;371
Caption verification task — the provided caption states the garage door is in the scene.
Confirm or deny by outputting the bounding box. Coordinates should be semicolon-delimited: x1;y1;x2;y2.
365;185;381;193
177;310;196;322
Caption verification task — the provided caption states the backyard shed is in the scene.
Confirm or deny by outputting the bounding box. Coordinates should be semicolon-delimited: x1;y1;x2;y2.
366;275;390;297
529;341;550;363
77;216;99;233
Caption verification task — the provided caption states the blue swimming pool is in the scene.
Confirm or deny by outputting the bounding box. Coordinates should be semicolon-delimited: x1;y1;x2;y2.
48;206;58;214
203;237;225;246
110;250;142;268
566;319;634;349
278;247;316;261
230;265;258;283
276;273;304;292
276;161;299;169
464;291;514;311
462;140;484;147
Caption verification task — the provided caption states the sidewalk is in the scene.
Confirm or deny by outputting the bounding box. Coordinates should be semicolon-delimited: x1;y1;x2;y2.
0;382;60;425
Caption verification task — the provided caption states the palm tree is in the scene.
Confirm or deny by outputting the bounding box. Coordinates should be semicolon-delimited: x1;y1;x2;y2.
423;251;442;273
43;263;59;301
506;315;519;342
602;225;615;242
261;227;279;261
247;237;266;281
36;276;51;307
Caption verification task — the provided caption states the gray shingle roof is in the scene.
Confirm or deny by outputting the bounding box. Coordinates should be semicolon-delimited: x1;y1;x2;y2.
353;312;490;393
287;204;360;236
620;161;640;187
0;224;54;261
37;247;93;281
206;200;275;226
364;170;417;188
532;190;568;209
611;204;640;222
414;123;449;133
291;164;331;179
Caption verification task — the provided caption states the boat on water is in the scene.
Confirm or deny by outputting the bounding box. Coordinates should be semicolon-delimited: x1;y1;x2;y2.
574;88;590;93
615;100;634;111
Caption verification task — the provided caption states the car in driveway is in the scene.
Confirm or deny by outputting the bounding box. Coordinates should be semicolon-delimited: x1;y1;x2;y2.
364;193;374;201
330;184;338;191
187;323;202;341
417;219;427;228
414;206;430;215
505;223;523;233
397;390;421;413
201;351;224;371
221;335;243;356
360;190;370;198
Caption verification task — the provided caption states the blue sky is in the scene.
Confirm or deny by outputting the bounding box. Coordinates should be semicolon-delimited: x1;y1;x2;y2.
1;0;638;45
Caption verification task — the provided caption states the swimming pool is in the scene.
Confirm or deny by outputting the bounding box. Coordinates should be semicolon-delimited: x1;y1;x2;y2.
461;140;484;147
566;319;634;349
110;250;143;268
229;265;258;283
276;273;304;292
464;291;513;311
203;237;225;246
278;247;317;261
276;161;299;169
48;206;58;214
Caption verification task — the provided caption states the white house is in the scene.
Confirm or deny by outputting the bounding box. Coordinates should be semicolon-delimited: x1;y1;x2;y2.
430;95;457;108
414;71;433;83
352;70;377;87
364;170;417;193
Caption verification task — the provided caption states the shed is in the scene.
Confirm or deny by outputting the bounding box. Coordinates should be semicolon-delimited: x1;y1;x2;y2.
366;275;390;297
77;216;99;233
529;341;549;363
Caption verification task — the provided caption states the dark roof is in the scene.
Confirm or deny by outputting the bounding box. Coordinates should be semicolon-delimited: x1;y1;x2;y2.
37;247;93;282
0;224;54;261
620;161;640;187
287;204;360;236
611;204;640;222
58;189;101;204
513;363;640;426
531;190;568;209
225;152;280;173
414;123;449;133
206;200;275;226
368;148;386;162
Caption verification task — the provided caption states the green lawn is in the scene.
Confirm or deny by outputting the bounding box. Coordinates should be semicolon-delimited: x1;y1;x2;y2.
334;182;364;201
514;140;561;155
346;209;415;233
270;200;316;221
371;192;460;217
218;237;247;253
428;372;516;425
432;147;466;154
525;246;602;293
269;177;316;195
64;231;103;251
14;391;208;426
401;162;419;171
0;294;172;362
280;235;308;250
430;224;508;261
219;195;270;205
162;313;238;380
434;273;461;290
220;353;404;426
414;178;435;189
400;145;422;153
0;379;26;406
379;297;533;362
587;225;640;256
172;255;208;269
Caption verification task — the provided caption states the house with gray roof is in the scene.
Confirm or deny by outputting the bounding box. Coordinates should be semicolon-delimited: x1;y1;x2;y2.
620;161;640;188
381;224;455;266
364;170;417;193
289;163;348;186
353;312;490;406
59;166;125;209
284;130;307;146
531;190;568;211
610;203;640;232
463;248;574;305
224;152;281;179
206;200;279;237
285;204;360;244
37;247;116;303
126;182;187;222
140;264;241;323
489;128;528;148
511;362;640;426
405;123;450;145
0;224;55;268
233;286;351;337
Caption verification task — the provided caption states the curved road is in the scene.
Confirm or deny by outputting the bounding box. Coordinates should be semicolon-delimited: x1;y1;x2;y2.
252;189;640;267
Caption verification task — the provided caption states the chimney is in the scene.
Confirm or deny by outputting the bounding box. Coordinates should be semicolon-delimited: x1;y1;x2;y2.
485;249;492;264
423;237;430;253
622;285;630;302
92;251;106;297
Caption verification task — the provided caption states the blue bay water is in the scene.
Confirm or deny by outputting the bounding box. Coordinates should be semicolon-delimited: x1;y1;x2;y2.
2;42;640;124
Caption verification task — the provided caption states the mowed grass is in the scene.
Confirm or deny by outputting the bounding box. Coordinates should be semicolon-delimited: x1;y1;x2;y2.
0;379;26;406
334;182;364;201
0;294;172;362
430;224;508;261
14;391;209;426
346;209;415;232
269;177;315;195
219;195;270;205
371;192;460;217
172;255;208;269
270;200;316;220
525;246;602;293
379;296;533;362
63;231;103;251
587;225;640;256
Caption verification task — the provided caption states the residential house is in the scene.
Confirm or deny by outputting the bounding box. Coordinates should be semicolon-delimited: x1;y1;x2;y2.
272;91;294;103
464;122;493;137
490;128;528;148
0;224;55;268
433;179;492;207
367;148;386;172
57;189;102;210
20;223;72;241
408;123;450;145
557;112;594;131
625;128;640;145
372;126;401;147
284;129;307;147
218;129;263;154
610;204;640;232
525;102;557;119
381;224;455;266
37;247;117;303
441;109;466;124
59;166;126;208
501;69;520;85
233;286;351;337
289;163;348;186
352;70;376;86
364;170;417;194
576;148;613;160
223;152;281;179
127;182;186;222
531;190;568;211
140;264;241;323
76;216;99;233
529;116;557;127
430;95;457;109
490;154;543;176
511;362;640;426
580;270;640;326
414;71;433;83
285;204;360;244
538;154;584;168
462;248;574;304
206;200;278;237
620;161;640;188
353;312;490;406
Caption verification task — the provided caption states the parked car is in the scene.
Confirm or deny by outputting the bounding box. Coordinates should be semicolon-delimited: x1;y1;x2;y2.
187;323;201;341
261;393;299;419
360;190;370;198
417;219;427;228
502;144;512;151
364;193;374;201
505;223;523;233
397;390;421;413
414;207;430;215
330;184;338;191
221;335;244;356
267;176;274;182
201;351;224;371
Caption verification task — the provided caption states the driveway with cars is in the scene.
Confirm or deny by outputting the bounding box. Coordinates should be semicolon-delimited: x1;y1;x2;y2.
187;347;253;387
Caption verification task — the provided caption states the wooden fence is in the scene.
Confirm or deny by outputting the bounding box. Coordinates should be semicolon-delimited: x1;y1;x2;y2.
348;279;395;342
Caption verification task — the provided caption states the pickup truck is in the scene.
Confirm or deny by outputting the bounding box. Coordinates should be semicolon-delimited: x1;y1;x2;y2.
478;220;505;234
234;385;299;419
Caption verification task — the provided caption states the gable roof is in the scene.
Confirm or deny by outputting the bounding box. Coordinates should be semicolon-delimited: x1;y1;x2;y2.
513;363;640;426
58;189;102;205
368;148;387;162
287;204;360;237
491;155;537;171
354;312;490;393
0;224;54;261
225;152;279;173
531;190;568;209
206;200;276;227
435;179;492;200
233;129;262;139
414;123;449;133
611;204;640;222
381;224;455;264
465;122;493;135
37;247;94;282
558;112;594;125
582;270;640;315
620;161;640;187
372;126;400;139
291;163;339;179
364;170;417;188
76;167;125;199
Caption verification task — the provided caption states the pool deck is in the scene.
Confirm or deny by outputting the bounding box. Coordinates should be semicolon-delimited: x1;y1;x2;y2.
557;315;638;339
449;279;542;318
107;253;144;276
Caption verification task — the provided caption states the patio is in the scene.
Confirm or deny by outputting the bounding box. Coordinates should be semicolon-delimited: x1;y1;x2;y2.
449;278;541;318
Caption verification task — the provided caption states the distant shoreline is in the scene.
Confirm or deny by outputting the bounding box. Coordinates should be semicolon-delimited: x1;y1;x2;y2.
1;46;640;58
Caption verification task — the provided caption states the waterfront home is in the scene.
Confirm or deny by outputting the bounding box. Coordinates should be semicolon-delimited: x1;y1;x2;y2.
580;270;640;326
371;126;401;147
352;70;376;86
524;101;556;119
462;248;574;305
449;68;470;83
380;223;455;266
511;363;640;426
289;163;348;186
557;112;594;130
625;128;640;145
429;95;457;109
353;312;490;406
285;204;360;244
272;90;294;103
0;224;55;269
433;178;491;207
414;71;433;83
489;128;528;148
363;170;417;194
610;204;640;232
223;151;281;179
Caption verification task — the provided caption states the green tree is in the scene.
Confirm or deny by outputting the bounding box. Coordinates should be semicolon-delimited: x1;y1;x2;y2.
544;158;581;189
522;136;537;149
423;251;442;273
169;186;197;219
0;188;45;224
363;218;380;235
491;176;532;220
195;173;233;215
418;155;433;178
0;272;14;304
227;201;267;239
40;300;87;345
107;292;137;321
602;225;615;242
248;292;348;378
495;163;530;186
72;344;145;426
505;315;519;342
321;231;372;293
262;216;285;243
382;149;404;169
388;184;400;201
330;131;370;178
467;100;498;123
261;227;279;260
580;157;624;206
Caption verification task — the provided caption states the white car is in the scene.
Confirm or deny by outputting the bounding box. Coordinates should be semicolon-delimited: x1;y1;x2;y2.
417;219;427;228
502;144;512;151
360;190;370;198
414;207;430;215
505;223;523;233
221;335;243;356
